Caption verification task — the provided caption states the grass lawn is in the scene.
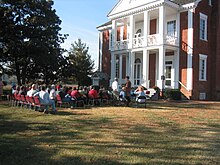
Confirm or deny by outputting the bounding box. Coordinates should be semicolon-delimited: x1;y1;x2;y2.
0;101;220;165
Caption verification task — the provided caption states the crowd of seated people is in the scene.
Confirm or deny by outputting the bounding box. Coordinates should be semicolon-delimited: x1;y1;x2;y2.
9;83;149;111
10;84;115;110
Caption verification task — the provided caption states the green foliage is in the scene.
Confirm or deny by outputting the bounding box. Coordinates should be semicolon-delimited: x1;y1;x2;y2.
68;39;94;86
0;0;68;85
164;89;182;100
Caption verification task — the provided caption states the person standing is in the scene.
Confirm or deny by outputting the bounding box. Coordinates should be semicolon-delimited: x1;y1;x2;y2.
111;78;119;99
125;76;131;106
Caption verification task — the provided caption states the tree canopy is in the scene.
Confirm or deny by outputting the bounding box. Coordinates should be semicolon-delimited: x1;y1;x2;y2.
68;39;94;86
0;0;68;85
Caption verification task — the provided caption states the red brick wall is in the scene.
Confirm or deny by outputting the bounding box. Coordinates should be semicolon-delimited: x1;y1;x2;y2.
123;25;127;40
179;11;189;96
102;30;111;78
192;0;213;99
149;54;156;87
150;19;157;34
212;0;220;100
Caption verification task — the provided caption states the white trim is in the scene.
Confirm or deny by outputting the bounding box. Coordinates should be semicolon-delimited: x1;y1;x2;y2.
199;54;207;81
199;13;208;41
187;9;194;90
209;0;212;6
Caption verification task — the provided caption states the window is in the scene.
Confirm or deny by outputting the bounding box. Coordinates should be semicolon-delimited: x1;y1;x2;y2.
167;20;176;36
200;13;208;41
199;54;207;81
165;61;173;86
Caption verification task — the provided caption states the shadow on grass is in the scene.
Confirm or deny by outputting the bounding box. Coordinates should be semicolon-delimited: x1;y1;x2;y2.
132;100;220;111
0;104;220;165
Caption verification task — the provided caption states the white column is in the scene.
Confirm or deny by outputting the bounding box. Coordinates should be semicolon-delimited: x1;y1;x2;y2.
187;9;193;90
126;53;130;76
112;20;117;51
155;52;159;85
130;52;135;86
144;11;149;46
174;50;180;89
119;55;123;84
98;32;103;72
157;47;165;90
129;15;134;49
142;49;149;88
110;52;116;85
176;12;180;45
159;6;165;45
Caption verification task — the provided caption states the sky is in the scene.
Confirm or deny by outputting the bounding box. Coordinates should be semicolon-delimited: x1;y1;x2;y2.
53;0;118;69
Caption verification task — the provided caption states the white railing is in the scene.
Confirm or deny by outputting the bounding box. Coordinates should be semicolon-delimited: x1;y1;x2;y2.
111;34;178;50
114;40;129;51
147;34;161;46
165;35;178;45
133;36;144;48
177;81;190;92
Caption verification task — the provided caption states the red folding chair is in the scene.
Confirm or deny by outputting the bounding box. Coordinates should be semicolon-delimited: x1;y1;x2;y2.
33;96;44;111
56;95;70;108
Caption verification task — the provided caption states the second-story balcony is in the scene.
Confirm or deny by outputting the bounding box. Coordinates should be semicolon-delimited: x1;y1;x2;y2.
112;34;179;51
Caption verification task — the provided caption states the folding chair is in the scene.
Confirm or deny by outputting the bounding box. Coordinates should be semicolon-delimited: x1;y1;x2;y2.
33;96;45;111
56;94;70;108
136;96;147;108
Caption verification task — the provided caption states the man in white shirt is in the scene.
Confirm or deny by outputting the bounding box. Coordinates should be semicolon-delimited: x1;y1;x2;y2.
111;78;119;99
34;86;56;114
27;84;37;97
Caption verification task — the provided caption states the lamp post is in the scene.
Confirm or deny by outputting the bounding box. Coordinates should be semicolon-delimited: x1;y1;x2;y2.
161;75;165;98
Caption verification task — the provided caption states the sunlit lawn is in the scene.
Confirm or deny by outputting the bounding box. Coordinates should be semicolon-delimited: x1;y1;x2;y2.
0;101;220;165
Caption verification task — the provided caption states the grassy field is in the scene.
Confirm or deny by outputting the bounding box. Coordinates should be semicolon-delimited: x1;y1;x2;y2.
0;101;220;165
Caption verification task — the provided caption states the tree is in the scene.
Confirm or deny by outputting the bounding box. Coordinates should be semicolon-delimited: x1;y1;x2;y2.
0;0;68;85
68;39;94;86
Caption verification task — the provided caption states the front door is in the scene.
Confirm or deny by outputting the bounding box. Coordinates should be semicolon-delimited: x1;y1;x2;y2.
165;60;173;88
134;58;141;86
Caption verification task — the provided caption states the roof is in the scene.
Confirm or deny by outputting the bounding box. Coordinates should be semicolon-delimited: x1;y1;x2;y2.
169;0;197;5
92;71;109;80
96;21;112;29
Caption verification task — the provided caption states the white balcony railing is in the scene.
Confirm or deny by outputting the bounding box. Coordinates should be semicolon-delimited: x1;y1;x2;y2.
114;40;129;51
133;36;145;48
147;34;161;46
165;35;178;45
111;34;178;51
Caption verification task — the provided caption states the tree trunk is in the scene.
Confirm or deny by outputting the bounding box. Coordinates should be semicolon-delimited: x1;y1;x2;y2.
21;64;27;85
15;62;21;86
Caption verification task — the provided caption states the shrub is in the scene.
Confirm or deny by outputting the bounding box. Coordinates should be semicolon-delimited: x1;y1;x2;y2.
164;89;181;100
